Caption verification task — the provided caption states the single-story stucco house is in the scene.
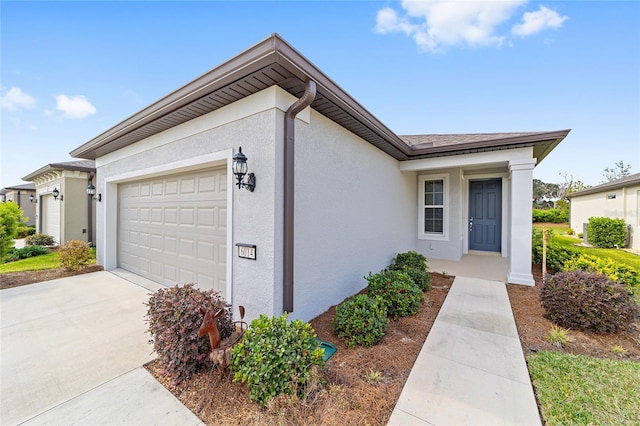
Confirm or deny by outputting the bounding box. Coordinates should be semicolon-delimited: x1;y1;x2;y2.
0;183;37;226
23;160;97;246
568;172;640;250
70;34;569;322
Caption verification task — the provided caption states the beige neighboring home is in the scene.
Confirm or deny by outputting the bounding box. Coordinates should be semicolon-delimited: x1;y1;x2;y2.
568;172;640;250
0;183;37;226
23;160;97;246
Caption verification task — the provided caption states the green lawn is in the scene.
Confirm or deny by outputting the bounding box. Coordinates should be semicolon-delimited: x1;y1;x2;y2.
533;223;640;271
0;252;62;273
0;249;97;274
528;351;640;425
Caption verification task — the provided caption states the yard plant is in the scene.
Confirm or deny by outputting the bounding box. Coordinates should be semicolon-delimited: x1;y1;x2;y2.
8;245;50;261
388;250;431;291
366;269;423;318
24;233;56;246
59;240;94;271
541;270;638;333
145;283;233;383
231;313;325;406
0;202;27;260
588;217;627;248
333;294;388;348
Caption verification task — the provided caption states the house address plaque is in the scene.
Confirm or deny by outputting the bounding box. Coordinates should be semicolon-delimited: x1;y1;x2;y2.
236;243;257;260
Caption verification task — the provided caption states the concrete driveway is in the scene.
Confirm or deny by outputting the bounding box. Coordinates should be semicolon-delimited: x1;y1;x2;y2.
0;271;202;425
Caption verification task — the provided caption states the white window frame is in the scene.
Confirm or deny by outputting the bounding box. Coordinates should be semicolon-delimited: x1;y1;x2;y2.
418;174;449;241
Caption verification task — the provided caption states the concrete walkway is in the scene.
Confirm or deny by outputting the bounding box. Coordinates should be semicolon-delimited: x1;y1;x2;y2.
388;276;541;425
0;271;202;426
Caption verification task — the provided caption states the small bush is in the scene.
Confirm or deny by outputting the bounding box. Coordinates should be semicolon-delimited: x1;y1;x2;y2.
532;208;568;223
577;233;584;239
366;270;423;318
231;313;325;406
145;284;233;383
532;229;579;272
566;228;575;236
587;217;627;248
389;250;432;291
333;294;388;348
545;324;574;348
25;233;55;246
58;240;93;271
541;270;639;333
8;245;50;260
564;254;640;292
15;225;36;239
0;202;26;259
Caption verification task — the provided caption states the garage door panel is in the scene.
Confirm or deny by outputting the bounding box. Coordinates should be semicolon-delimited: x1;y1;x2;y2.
118;167;227;294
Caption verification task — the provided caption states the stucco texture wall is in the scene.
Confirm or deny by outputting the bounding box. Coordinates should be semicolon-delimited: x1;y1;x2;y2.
570;185;640;250
290;109;415;321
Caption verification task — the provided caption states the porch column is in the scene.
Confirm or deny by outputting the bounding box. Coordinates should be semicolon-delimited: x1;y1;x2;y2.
507;159;536;286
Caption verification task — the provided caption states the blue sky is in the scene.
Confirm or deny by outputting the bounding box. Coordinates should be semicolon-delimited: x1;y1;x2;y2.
2;1;638;188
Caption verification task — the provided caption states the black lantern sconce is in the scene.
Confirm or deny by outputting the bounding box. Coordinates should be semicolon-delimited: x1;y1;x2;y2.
87;182;101;202
29;194;37;203
52;188;63;201
232;147;256;192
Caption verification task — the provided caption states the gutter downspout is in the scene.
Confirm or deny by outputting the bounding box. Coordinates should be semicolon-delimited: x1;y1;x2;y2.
283;80;317;313
88;173;94;246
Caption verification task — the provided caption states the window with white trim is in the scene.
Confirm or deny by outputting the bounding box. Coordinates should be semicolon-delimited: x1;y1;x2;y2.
418;174;449;240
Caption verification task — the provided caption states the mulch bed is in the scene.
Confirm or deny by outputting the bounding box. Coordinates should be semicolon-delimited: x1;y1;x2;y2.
0;265;104;290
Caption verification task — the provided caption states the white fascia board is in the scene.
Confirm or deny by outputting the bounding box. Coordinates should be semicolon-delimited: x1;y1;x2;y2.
399;147;534;172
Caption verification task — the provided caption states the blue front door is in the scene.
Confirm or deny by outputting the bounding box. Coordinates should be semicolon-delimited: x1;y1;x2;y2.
469;179;502;252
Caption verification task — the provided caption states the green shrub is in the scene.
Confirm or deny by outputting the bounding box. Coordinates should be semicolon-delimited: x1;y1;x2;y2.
0;202;26;260
532;229;579;272
366;270;423;318
588;217;627;248
541;270;638;333
333;294;388;348
24;233;55;246
58;240;93;271
231;313;325;406
8;245;50;261
564;254;640;292
566;228;575;236
15;225;36;239
389;250;432;291
532;208;568;223
577;233;584;239
145;283;233;383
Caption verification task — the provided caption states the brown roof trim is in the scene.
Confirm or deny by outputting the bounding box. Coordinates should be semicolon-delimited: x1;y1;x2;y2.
568;172;640;198
23;160;96;181
2;183;36;191
70;34;411;160
69;34;568;163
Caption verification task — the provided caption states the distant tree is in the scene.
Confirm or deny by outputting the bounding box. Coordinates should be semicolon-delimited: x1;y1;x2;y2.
532;179;560;208
0;202;26;260
602;160;632;183
557;171;589;201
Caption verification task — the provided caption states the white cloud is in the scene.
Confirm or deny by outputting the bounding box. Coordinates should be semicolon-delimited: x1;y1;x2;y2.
512;6;568;36
55;94;96;119
1;87;37;111
375;1;567;52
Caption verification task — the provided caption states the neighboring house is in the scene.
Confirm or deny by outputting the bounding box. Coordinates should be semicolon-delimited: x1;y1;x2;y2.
70;34;569;322
568;173;640;250
23;161;97;246
0;183;37;226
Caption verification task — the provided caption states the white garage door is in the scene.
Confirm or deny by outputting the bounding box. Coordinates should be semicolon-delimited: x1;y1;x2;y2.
118;168;227;295
41;194;60;245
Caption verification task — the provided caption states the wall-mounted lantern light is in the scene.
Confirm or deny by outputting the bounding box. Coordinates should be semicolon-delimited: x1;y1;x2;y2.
52;188;63;201
29;194;37;203
232;147;256;192
87;182;101;202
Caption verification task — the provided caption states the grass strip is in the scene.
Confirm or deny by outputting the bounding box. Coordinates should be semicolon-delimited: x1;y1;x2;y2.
528;351;640;425
0;252;62;273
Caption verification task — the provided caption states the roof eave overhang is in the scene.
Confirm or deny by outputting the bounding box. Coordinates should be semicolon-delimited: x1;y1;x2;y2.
70;34;411;161
406;129;570;163
23;163;96;182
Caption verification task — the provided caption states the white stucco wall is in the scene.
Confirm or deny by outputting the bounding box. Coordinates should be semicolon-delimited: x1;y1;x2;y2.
570;184;640;250
95;87;294;321
291;109;416;321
